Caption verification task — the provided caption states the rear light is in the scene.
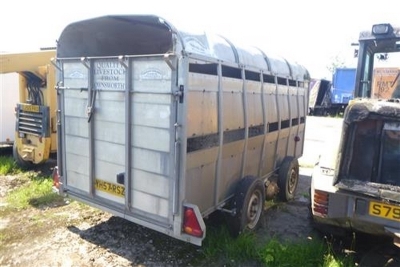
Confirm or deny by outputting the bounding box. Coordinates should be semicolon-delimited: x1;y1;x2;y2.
183;207;203;237
313;190;329;216
52;166;60;189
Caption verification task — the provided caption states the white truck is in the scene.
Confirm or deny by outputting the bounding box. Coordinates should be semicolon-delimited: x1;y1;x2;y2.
53;15;310;246
0;73;19;146
311;23;400;248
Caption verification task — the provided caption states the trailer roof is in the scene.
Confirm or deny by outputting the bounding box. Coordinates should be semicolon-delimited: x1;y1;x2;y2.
57;15;309;81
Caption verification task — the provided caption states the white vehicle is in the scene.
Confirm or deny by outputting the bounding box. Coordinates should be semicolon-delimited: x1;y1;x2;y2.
53;15;310;246
0;73;19;146
311;23;400;248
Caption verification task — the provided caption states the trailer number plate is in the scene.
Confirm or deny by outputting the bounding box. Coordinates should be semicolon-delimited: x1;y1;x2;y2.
95;179;125;197
21;104;40;113
369;201;400;221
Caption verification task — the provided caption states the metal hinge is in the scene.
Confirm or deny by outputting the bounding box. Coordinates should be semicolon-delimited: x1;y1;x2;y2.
174;85;184;103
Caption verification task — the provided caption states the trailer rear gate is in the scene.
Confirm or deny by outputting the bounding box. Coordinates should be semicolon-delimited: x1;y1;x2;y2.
60;56;176;229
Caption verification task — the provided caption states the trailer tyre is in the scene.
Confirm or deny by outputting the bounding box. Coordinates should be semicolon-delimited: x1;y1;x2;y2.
278;156;299;202
227;176;265;237
13;142;33;169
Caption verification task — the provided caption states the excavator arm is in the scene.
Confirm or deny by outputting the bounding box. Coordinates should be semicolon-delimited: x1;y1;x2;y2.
0;50;56;80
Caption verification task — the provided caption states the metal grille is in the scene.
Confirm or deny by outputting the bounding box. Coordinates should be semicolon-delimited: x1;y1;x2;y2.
16;104;49;137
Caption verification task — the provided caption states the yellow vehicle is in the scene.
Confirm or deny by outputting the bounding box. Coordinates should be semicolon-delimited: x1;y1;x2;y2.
0;49;57;167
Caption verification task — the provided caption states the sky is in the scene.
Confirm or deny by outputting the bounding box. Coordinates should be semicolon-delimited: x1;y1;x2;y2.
1;0;400;79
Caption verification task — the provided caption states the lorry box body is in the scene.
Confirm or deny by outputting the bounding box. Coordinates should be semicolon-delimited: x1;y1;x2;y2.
308;79;332;115
0;73;19;145
54;15;310;246
331;68;356;104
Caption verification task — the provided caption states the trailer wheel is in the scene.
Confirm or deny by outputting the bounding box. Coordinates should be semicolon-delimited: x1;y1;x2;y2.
227;176;265;237
278;156;299;202
13;142;33;169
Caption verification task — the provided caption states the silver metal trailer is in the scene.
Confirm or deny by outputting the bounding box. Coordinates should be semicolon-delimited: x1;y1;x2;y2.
53;15;310;246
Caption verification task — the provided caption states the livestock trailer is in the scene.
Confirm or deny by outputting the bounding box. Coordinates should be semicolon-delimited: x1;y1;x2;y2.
53;15;310;246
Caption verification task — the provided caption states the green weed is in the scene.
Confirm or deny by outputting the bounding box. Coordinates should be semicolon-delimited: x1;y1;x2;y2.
201;225;260;266
6;175;63;210
0;156;22;175
201;224;355;266
259;237;326;267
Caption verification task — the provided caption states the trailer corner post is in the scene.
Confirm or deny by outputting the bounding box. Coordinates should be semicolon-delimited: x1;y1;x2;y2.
121;55;132;210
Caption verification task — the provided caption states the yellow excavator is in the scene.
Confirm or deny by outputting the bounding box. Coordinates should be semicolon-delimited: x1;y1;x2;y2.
0;49;56;167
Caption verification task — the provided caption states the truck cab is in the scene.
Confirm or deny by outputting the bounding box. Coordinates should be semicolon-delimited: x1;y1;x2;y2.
310;23;400;247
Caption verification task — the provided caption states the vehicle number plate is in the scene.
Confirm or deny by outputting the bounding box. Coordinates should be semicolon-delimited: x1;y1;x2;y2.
369;201;400;221
95;179;125;197
21;104;40;113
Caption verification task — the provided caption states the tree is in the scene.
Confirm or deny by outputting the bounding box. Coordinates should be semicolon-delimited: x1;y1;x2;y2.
326;55;346;75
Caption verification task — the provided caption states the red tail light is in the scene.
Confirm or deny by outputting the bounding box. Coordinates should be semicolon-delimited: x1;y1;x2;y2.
183;207;203;237
52;166;60;189
313;190;329;216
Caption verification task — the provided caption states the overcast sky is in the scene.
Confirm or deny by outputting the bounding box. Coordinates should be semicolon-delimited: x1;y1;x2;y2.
1;0;399;79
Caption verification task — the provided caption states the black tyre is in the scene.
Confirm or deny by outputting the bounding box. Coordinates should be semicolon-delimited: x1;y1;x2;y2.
13;142;34;169
278;156;299;202
227;176;265;237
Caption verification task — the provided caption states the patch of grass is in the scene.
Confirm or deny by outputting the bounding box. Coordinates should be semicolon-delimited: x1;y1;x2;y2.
259;238;326;266
202;224;355;267
0;156;22;175
6;174;63;210
202;225;260;266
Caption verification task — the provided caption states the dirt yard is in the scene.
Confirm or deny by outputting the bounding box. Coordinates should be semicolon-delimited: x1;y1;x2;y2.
0;159;315;267
2;163;398;267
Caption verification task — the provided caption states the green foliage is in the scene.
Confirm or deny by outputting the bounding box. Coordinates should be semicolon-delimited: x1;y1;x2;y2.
259;238;326;267
327;55;346;76
202;223;355;267
6;175;62;210
0;156;22;175
202;225;260;264
321;235;355;267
